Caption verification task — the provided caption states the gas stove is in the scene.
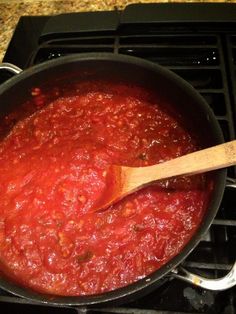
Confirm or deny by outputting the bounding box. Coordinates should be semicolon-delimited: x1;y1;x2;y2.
1;3;236;313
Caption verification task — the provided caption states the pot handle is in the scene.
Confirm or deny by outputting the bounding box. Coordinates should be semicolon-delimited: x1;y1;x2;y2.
171;177;236;291
171;263;236;291
0;63;22;75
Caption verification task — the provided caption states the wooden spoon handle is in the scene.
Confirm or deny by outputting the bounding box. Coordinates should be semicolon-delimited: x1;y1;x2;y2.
124;140;236;191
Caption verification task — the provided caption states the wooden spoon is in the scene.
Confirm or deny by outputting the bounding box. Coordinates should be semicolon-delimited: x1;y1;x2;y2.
95;140;236;212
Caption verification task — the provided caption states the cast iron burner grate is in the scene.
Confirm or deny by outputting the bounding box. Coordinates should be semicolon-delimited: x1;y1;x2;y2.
1;3;236;313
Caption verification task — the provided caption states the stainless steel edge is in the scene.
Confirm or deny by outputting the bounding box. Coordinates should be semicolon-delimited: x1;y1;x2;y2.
225;177;236;189
171;177;236;291
0;63;22;75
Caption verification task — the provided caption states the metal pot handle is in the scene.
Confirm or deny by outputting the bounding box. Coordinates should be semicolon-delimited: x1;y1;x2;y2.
172;177;236;291
0;63;22;75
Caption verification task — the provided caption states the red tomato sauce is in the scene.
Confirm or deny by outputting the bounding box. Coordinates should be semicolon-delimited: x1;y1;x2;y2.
0;81;211;296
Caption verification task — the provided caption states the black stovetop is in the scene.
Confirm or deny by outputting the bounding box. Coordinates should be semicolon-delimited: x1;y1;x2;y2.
1;3;236;313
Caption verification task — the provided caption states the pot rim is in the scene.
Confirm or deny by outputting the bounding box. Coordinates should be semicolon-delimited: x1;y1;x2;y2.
0;53;227;306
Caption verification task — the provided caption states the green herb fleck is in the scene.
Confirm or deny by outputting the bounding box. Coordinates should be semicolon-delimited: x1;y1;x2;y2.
77;250;94;263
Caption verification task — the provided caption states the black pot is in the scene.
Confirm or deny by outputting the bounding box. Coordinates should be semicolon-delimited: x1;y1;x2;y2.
0;53;232;307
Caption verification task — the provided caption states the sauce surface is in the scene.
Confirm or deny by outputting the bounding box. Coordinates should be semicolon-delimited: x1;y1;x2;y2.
0;81;210;296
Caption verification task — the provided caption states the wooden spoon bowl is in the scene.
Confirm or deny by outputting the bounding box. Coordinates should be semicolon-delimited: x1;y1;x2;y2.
95;140;236;212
